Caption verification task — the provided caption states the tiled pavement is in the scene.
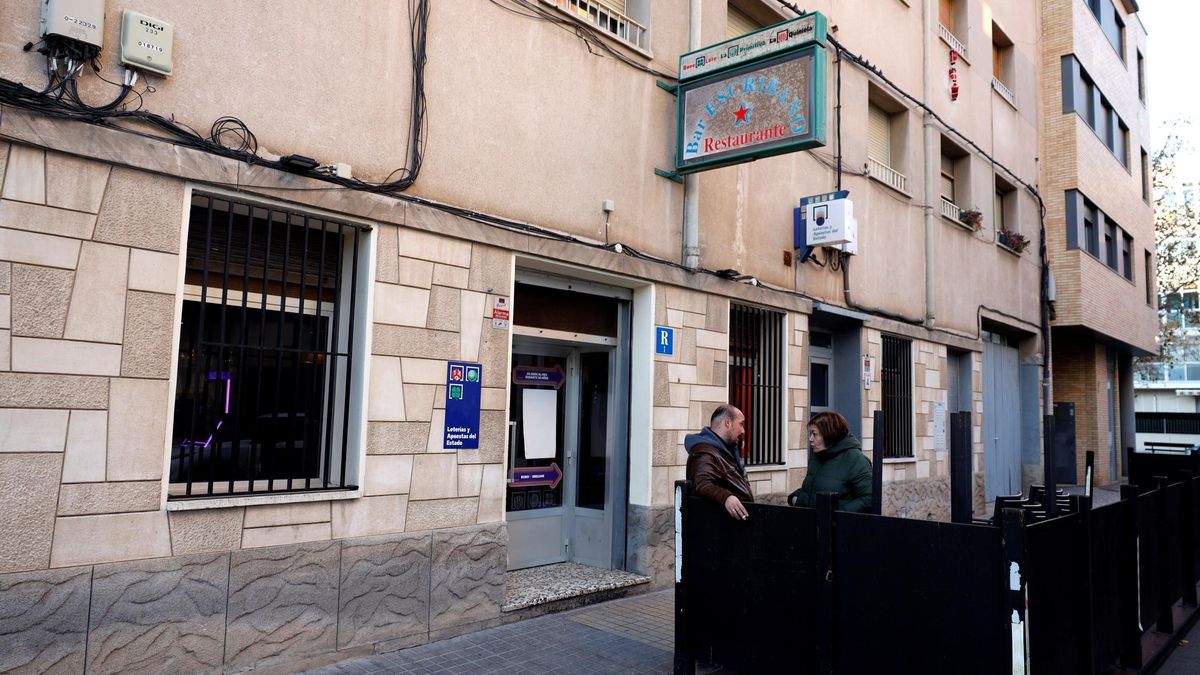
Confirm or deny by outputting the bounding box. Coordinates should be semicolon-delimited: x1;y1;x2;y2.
302;591;675;675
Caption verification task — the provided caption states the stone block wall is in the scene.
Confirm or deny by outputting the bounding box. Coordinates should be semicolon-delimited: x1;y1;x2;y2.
0;142;517;670
0;523;505;675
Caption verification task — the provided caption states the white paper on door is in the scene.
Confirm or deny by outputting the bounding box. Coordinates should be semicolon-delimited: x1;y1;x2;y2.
522;389;558;459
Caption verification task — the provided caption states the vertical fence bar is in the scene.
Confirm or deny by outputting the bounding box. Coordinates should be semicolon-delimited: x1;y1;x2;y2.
212;202;234;497
950;411;972;523
1078;494;1097;674
229;204;253;495
1002;508;1029;675
1043;414;1057;518
339;226;360;488
308;221;330;490
1156;476;1175;633
1183;477;1198;606
674;480;694;675
287;216;311;492
1119;484;1144;669
321;222;346;488
871;410;884;515
815;491;837;675
249;208;274;494
183;196;214;495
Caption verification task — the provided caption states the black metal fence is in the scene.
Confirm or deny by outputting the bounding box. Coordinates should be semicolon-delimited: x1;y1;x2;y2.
675;458;1200;674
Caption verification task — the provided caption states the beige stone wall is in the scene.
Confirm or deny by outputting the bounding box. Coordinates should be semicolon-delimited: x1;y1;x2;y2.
0;140;517;572
865;328;985;521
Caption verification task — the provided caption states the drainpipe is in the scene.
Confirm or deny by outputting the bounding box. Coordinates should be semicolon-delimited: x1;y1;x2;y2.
682;0;702;269
922;0;937;327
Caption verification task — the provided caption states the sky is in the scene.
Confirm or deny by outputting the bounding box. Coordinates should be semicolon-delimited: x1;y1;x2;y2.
1138;2;1200;159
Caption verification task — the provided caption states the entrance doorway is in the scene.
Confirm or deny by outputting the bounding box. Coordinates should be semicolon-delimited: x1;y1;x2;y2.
506;277;630;571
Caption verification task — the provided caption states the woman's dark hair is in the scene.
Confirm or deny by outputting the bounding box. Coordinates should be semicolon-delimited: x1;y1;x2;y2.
808;411;850;447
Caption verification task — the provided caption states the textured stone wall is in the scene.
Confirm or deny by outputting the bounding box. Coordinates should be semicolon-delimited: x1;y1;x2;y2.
0;522;505;675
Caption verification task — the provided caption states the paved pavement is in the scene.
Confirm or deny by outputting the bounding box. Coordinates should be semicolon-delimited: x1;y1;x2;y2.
303;591;675;675
1157;616;1200;675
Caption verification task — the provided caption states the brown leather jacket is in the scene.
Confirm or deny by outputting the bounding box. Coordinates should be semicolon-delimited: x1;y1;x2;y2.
686;444;754;508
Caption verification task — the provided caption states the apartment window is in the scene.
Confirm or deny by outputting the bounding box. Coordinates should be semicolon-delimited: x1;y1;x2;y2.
1104;220;1118;270
881;335;913;459
941;154;956;204
1062;56;1130;167
867;95;908;193
1087;0;1125;59
1121;233;1133;281
1145;250;1154;306
543;0;649;50
726;3;760;38
729;304;784;466
991;22;1014;104
1141;148;1151;202
995;176;1016;235
1137;50;1146;102
170;195;369;498
939;0;955;32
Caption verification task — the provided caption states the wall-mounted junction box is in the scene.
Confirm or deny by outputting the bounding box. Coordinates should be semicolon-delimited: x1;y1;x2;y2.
41;0;105;48
119;10;174;77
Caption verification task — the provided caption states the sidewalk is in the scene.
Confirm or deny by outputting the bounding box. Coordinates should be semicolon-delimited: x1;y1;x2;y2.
302;591;675;675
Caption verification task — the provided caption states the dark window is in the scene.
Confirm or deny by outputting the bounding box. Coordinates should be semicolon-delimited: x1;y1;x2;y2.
1087;0;1125;58
1137;51;1146;102
729;304;784;466
1104;220;1117;270
1062;56;1130;166
170;195;366;498
1145;250;1154;305
1121;234;1132;280
1084;213;1098;257
1141;149;1151;201
810;361;830;409
881;335;913;459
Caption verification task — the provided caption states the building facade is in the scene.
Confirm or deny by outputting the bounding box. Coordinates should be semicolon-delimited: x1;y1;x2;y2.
0;0;1115;671
1041;0;1156;485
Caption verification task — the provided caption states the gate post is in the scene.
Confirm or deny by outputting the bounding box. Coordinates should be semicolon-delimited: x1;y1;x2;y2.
1077;494;1097;674
1155;476;1175;634
1181;477;1198;607
815;492;838;675
1002;508;1029;675
674;480;695;675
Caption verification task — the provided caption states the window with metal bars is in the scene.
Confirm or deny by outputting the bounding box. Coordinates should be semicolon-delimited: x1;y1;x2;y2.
728;304;784;466
881;334;913;458
169;194;369;499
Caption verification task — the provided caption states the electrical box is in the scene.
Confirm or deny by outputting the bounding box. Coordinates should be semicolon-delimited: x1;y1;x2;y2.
41;0;106;48
806;196;858;252
119;10;174;77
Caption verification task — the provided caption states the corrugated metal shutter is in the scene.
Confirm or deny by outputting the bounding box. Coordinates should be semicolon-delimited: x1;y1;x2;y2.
868;104;891;165
727;6;760;39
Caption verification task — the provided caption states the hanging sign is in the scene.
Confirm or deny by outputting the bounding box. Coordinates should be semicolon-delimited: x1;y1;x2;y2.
444;361;482;449
513;364;565;390
676;12;828;175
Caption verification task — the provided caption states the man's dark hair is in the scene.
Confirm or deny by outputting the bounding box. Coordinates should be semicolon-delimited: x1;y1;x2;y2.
711;404;740;427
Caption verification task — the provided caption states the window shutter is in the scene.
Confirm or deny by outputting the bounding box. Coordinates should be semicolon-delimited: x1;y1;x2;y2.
940;0;955;29
941;156;955;202
727;6;759;39
596;0;627;15
868;104;891;165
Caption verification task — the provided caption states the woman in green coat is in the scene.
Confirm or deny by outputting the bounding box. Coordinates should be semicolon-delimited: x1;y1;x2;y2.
788;411;874;513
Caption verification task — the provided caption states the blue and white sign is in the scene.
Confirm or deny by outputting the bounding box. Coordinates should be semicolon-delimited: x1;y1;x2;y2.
656;327;675;355
444;361;482;449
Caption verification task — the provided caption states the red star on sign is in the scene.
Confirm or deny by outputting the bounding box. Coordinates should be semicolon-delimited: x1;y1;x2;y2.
733;102;751;126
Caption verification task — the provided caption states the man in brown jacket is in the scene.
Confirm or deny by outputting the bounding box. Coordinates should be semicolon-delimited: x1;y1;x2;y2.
685;404;754;520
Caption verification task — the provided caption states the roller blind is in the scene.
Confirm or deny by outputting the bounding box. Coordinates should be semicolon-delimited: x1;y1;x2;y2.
868;104;891;165
727;6;760;39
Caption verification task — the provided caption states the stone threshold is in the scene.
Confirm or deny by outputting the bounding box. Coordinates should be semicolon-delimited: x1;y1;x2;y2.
503;561;651;613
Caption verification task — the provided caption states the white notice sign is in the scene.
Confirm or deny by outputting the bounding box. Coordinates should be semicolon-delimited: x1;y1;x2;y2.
933;401;947;451
522;389;557;459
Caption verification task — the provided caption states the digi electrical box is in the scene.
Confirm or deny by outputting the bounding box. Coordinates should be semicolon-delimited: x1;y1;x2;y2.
41;0;105;48
119;10;174;77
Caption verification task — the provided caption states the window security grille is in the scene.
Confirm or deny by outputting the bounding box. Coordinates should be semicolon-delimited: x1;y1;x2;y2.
169;195;366;498
729;304;784;466
881;334;913;458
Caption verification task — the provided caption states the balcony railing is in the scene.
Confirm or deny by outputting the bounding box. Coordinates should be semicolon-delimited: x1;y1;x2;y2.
938;23;968;61
867;156;908;193
542;0;647;50
940;197;961;221
992;78;1015;106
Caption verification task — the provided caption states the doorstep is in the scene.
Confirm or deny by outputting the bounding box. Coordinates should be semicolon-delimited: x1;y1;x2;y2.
503;561;652;614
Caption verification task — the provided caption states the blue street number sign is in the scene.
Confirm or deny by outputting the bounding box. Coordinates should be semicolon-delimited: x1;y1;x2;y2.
444;361;482;449
656;327;674;355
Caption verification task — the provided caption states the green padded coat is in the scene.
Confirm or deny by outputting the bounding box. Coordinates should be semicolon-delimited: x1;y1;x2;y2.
788;433;874;513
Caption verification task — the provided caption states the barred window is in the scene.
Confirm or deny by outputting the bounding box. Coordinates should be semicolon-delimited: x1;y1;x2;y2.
881;334;913;458
729;304;784;466
169;194;369;499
